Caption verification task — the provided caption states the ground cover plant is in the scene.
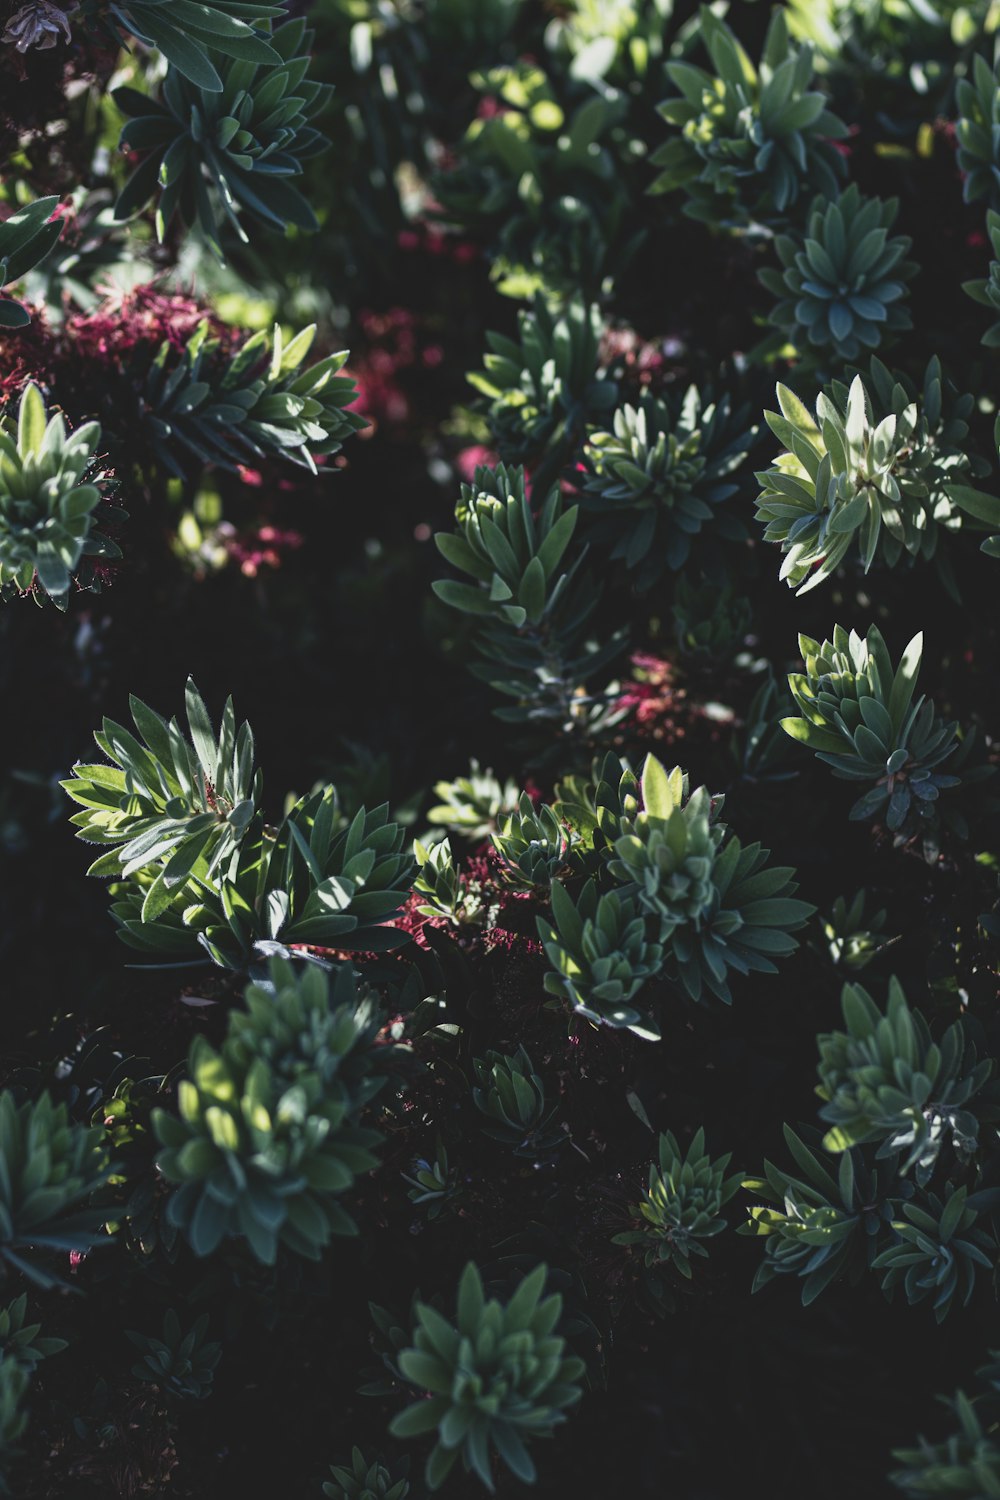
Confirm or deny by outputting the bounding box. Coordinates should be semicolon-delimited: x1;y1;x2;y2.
6;1;1000;1495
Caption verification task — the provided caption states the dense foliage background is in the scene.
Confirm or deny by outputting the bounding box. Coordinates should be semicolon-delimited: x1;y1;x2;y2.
5;0;1000;1495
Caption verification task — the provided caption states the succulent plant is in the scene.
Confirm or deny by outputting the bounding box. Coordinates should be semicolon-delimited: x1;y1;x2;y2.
651;6;848;228
0;1294;67;1371
389;1261;585;1490
0;1091;111;1288
126;1309;221;1400
64;681;414;966
579;386;756;587
815;976;991;1174
782;625;965;839
613;1127;742;1276
471;1046;565;1157
152;959;388;1261
956;51;1000;208
113;17;331;256
433;462;626;733
0;196;64;327
63;676;262;933
492;793;583;890
139;320;365;479
892;1352;1000;1497
427;762;520;841
662;826;813;1005
402;1140;461;1222
412;836;464;923
468;298;618;493
0;383;123;608
323;1448;411;1500
552;751;641;856
537;878;665;1039
80;0;283;89
821;889;891;970
759;184;917;363
433;461;580;634
606;765;722;934
742;1125;902;1304
873;1185;999;1322
755;364;998;593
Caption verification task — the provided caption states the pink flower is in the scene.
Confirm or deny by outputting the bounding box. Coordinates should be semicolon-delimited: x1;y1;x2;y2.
455;445;498;481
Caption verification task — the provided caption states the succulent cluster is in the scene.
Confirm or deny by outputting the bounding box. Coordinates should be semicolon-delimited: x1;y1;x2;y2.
126;1310;222;1400
467;298;617;493
892;1351;1000;1497
755;364;997;594
492;792;583;889
139;320;365;479
759;184;917;363
0;1295;66;1372
153;959;388;1261
433;461;625;733
114;16;331;254
427;762;520;840
651;7;849;227
744;973;1000;1323
538;878;665;1038
533;753;813;1033
742;1125;908;1304
613;1127;742;1277
579;386;755;587
389;1261;585;1490
816;977;991;1174
821;889;891;971
471;1046;564;1157
323;1449;411;1500
0;382;123;607
14;0;1000;1493
63;680;415;966
782;625;977;844
671;575;752;664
